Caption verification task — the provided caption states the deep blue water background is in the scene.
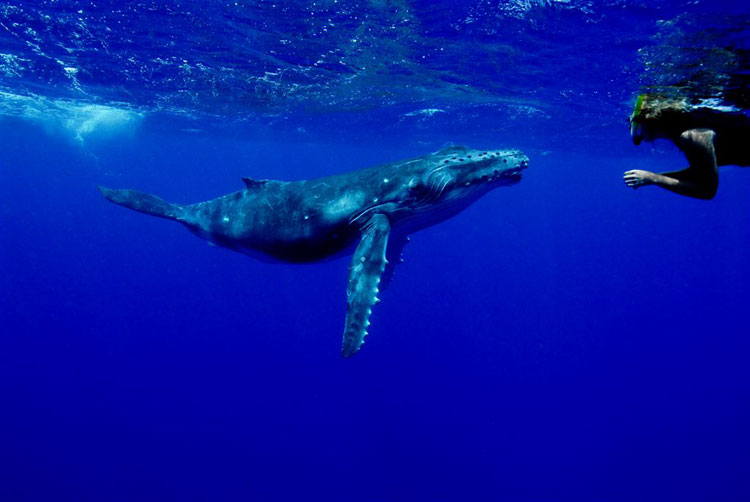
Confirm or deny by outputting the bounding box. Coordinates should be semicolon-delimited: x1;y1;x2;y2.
2;1;750;501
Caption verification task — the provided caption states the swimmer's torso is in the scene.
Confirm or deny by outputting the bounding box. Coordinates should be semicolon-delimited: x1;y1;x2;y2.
679;109;750;167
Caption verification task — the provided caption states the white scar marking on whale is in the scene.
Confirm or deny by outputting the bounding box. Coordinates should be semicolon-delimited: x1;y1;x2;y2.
324;191;365;221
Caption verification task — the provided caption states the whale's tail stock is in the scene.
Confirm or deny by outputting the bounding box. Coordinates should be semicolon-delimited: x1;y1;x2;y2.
98;186;184;221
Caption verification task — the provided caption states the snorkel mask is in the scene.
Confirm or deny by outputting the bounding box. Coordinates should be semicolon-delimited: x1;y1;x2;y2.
629;94;645;145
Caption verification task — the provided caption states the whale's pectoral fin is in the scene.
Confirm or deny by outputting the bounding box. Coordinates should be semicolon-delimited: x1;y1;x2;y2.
342;213;391;358
380;233;409;291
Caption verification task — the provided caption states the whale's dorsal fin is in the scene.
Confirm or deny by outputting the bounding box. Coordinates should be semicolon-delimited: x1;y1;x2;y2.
341;213;391;358
242;177;270;190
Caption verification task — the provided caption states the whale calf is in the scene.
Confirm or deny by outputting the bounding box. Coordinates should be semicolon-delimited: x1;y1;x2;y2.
99;145;529;357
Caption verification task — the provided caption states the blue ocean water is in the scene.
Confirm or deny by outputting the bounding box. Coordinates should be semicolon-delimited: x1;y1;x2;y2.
2;1;750;500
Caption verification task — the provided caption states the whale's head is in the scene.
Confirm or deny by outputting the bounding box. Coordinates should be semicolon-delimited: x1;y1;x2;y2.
351;145;528;228
420;145;528;190
403;145;527;211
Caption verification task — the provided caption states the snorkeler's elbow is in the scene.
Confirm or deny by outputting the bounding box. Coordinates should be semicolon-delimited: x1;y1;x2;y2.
702;189;718;200
696;182;718;200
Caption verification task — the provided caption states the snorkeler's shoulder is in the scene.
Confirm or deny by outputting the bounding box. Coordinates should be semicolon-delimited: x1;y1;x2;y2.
678;128;716;149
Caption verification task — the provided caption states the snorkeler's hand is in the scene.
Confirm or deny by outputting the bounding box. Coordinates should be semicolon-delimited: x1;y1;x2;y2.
623;170;656;189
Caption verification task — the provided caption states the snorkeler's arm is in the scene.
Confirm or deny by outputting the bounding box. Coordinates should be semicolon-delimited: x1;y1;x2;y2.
624;129;718;200
623;169;692;192
624;168;717;199
623;170;676;188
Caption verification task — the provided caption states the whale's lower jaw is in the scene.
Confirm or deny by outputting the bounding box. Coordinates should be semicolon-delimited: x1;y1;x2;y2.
393;180;511;235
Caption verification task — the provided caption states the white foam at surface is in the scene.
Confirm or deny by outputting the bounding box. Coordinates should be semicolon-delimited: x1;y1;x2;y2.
403;108;445;117
0;91;143;142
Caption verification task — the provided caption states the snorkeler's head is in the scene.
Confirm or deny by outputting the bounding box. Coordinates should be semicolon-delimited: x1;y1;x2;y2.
628;93;688;145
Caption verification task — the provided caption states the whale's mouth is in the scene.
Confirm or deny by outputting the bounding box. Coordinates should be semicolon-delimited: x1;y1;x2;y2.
476;162;526;185
349;201;402;225
476;154;528;183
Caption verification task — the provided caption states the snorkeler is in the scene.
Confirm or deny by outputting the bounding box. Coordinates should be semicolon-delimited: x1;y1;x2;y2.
624;94;750;199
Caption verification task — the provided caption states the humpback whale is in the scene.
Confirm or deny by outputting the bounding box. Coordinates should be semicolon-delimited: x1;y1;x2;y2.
99;145;529;357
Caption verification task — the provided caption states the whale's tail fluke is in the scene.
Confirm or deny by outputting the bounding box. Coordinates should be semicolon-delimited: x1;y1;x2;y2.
98;186;184;221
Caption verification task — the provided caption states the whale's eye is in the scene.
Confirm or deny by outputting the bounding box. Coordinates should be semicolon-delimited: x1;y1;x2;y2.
411;170;454;202
409;181;429;197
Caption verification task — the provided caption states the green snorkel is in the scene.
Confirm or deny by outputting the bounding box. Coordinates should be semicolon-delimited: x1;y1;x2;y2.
630;94;646;145
632;94;645;119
